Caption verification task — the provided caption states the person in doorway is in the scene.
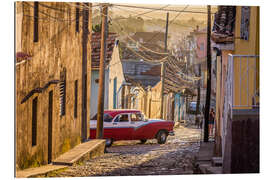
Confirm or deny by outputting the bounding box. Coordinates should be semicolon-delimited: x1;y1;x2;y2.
209;108;215;136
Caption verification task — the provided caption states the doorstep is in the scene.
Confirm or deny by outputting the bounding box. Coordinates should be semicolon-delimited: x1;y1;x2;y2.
53;139;106;166
16;164;67;178
194;141;222;174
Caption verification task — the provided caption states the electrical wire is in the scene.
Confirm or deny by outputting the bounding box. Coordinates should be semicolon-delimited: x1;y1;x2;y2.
107;9;169;56
112;4;216;14
112;4;170;20
146;5;189;44
23;2;79;22
21;2;201;84
107;8;200;81
121;42;168;63
111;5;196;31
23;1;99;23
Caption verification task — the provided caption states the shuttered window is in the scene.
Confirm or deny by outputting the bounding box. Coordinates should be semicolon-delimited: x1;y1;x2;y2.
60;69;66;116
32;97;38;146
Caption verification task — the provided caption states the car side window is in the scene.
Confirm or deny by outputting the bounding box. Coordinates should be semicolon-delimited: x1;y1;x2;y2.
131;113;143;122
114;114;129;123
130;113;142;121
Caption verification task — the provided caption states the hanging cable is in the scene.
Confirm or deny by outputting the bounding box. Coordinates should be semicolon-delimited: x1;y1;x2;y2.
112;4;215;14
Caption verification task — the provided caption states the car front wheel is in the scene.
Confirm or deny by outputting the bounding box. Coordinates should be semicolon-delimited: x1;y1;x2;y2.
157;131;167;144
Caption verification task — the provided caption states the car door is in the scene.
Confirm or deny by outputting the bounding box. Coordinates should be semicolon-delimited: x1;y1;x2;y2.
130;112;148;140
111;113;133;140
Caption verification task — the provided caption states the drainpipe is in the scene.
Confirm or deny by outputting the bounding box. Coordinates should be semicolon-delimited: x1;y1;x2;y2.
213;47;222;156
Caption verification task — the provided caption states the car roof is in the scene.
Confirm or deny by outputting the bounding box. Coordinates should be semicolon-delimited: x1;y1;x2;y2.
104;109;141;117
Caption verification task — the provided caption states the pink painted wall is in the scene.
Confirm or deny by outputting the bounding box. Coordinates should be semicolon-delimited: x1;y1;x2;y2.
196;34;207;59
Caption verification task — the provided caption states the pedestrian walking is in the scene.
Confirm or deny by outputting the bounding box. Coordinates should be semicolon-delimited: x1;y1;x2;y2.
209;108;215;136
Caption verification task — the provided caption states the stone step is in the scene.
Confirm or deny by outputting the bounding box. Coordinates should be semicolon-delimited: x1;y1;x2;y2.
16;164;68;178
16;139;106;178
212;157;223;167
53;139;106;166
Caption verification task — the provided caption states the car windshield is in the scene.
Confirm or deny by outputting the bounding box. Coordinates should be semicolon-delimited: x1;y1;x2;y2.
90;113;113;122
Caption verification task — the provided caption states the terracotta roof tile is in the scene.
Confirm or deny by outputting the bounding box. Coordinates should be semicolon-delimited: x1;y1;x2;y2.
91;32;117;68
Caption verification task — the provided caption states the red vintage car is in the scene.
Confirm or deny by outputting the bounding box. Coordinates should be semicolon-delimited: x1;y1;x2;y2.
89;109;174;146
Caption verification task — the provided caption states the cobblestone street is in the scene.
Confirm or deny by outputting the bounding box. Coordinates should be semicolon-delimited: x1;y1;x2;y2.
47;125;202;177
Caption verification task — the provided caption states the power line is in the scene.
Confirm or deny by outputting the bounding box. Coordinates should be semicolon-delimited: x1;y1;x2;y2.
118;4;170;19
112;4;216;14
121;41;168;63
23;2;79;22
147;5;189;44
108;10;201;82
108;11;169;56
23;2;99;23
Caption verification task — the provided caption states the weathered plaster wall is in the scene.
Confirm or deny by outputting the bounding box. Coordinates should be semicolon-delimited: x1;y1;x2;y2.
108;45;125;109
233;6;259;108
16;2;92;170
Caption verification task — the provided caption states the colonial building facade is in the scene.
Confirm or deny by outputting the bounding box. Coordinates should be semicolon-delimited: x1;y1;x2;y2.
15;2;92;170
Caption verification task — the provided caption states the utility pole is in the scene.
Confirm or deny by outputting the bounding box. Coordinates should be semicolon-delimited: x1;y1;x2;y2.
204;5;211;142
196;64;201;117
160;12;169;119
96;4;108;139
81;2;89;142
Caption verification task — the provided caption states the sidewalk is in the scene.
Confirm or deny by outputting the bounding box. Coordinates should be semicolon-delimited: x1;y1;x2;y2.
194;141;222;174
16;139;105;178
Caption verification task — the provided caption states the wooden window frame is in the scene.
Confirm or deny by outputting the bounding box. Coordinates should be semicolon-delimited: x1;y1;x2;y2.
32;97;38;146
60;69;66;117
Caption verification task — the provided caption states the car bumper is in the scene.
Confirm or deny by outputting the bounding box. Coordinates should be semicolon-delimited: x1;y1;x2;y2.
168;131;175;136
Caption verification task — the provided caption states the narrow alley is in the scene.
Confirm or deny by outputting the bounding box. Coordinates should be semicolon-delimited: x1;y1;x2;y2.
42;125;201;177
14;2;260;177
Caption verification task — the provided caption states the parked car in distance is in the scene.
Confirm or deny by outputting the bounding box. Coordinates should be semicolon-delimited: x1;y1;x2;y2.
89;109;175;147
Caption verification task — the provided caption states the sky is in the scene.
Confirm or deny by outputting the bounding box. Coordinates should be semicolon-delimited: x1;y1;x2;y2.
109;4;217;21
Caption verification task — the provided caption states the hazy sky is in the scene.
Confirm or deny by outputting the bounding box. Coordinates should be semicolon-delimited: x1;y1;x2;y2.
109;4;217;21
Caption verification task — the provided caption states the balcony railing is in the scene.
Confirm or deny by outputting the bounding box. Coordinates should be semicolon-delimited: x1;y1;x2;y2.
228;54;259;109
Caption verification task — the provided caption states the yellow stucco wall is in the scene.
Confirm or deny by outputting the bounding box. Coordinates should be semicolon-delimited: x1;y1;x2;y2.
16;2;92;170
233;6;259;108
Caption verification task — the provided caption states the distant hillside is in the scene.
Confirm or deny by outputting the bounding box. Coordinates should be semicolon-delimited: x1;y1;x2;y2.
91;4;213;50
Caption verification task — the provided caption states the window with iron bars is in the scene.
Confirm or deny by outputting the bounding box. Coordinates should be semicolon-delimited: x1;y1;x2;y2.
59;68;66;116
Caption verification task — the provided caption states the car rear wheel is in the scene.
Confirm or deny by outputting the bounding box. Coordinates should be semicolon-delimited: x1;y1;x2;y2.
157;131;167;144
140;139;147;144
105;138;113;147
